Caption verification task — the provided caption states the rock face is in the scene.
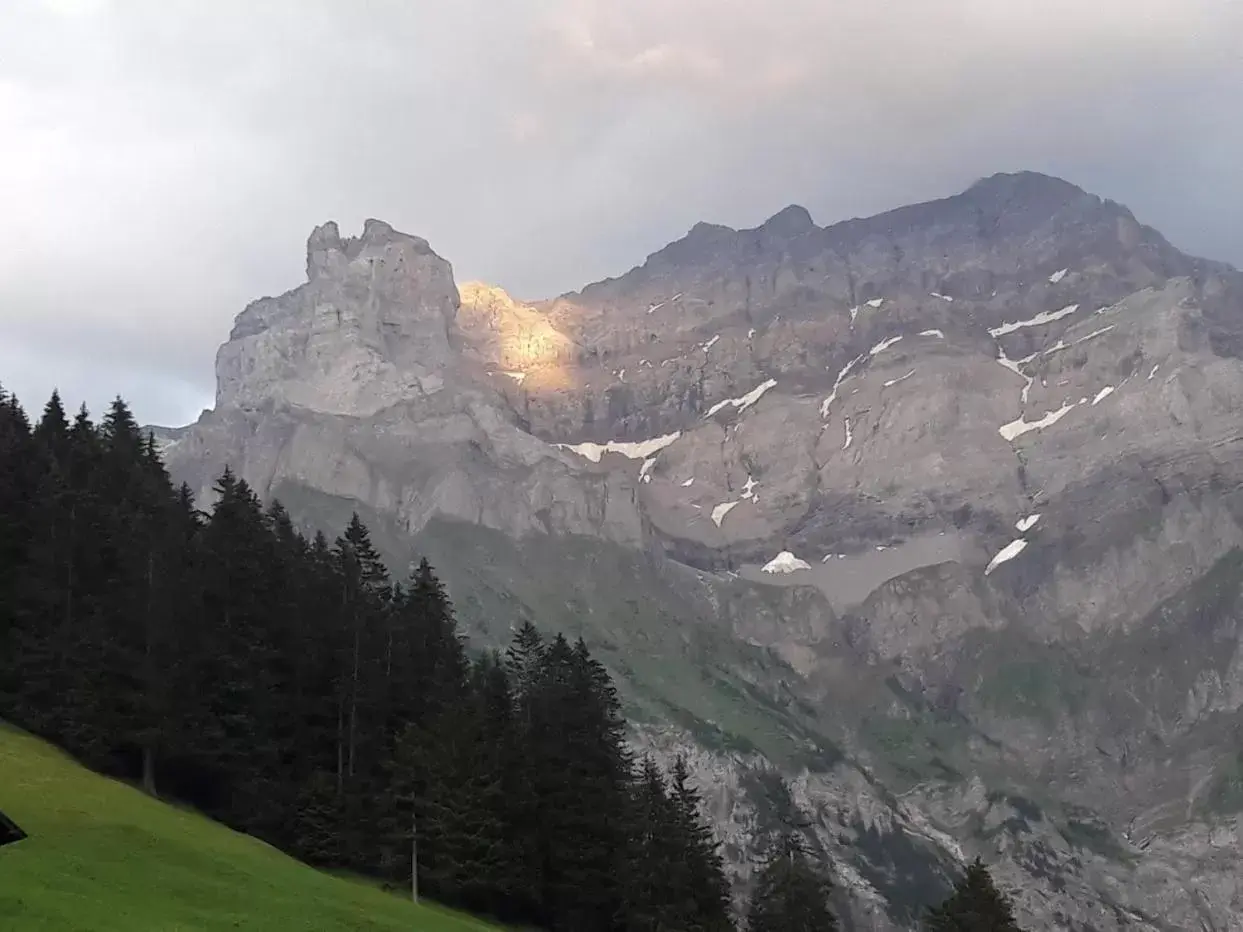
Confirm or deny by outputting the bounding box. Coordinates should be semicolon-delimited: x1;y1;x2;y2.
219;219;461;417
161;171;1243;930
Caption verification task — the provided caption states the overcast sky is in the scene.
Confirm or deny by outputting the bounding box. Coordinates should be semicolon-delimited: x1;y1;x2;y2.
2;0;1240;427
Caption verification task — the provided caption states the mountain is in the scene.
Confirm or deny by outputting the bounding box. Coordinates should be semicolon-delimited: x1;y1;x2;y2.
158;171;1243;930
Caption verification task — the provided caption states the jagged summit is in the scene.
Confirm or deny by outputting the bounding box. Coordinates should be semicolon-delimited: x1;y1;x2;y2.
566;169;1164;313
757;204;815;237
305;218;436;280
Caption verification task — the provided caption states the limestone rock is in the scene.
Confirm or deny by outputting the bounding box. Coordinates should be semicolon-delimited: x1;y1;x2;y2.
158;171;1243;929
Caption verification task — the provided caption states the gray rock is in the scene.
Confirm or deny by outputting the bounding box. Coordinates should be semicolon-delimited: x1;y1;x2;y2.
158;170;1243;930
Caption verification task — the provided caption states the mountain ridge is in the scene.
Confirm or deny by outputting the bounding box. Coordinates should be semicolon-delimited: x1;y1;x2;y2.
153;169;1243;930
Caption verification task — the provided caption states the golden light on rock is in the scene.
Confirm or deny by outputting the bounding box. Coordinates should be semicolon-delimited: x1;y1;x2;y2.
457;282;577;389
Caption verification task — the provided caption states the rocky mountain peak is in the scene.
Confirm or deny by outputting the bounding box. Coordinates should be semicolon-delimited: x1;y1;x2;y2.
305;217;438;282
758;204;815;237
160;176;1243;931
219;219;460;417
963;169;1091;208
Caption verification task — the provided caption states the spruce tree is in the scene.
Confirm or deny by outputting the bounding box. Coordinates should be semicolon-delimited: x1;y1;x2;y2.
668;756;733;931
195;469;285;832
747;833;837;932
501;619;547;918
334;514;390;800
0;385;753;931
925;858;1023;932
625;757;680;932
0;387;36;719
8;395;69;741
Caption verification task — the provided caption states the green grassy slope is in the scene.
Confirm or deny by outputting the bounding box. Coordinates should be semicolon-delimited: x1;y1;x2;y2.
0;725;502;932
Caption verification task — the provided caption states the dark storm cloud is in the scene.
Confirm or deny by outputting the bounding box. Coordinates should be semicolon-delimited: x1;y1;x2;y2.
1;0;1240;426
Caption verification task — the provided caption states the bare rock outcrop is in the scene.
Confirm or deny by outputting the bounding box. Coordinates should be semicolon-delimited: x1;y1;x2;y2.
159;171;1243;930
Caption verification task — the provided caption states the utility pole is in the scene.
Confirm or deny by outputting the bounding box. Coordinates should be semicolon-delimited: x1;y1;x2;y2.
411;807;419;905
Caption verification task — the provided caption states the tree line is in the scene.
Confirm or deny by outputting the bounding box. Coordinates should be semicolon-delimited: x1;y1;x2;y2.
0;385;1026;931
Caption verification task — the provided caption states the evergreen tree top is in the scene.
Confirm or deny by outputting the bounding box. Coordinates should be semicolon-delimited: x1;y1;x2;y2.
925;857;1023;932
747;830;837;932
39;389;67;425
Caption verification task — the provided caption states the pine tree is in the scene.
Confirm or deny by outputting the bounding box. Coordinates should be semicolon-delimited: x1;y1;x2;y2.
626;756;706;932
504;619;546;708
668;756;734;931
527;636;632;931
0;386;756;931
925;858;1023;932
501;619;548;919
0;386;37;717
333;514;390;801
7;394;69;741
194;468;285;832
32;389;70;462
746;833;837;932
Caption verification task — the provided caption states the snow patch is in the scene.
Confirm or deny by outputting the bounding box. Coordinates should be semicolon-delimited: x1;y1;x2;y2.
705;378;778;418
702;335;720;352
647;301;666;314
821;353;866;418
995;351;1023;378
681;477;694;487
985;539;1028;575
866;298;884;308
747;328;756;339
1148;364;1159;381
1049;268;1068;284
503;371;527;385
639;457;656;483
988;304;1079;337
883;369;915;389
920;329;945;339
842;418;853;450
929;292;953;302
1043;340;1068;357
711;501;738;527
1016;514;1041;533
1092;386;1114;405
741;475;758;501
870;335;903;356
849;306;859;326
560;431;681;463
995;346;1035;406
762;551;812;574
999;402;1077;441
1074;325;1114;346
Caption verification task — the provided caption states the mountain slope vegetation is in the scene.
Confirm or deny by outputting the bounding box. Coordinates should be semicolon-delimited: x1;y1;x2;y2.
0;386;739;931
0;724;500;932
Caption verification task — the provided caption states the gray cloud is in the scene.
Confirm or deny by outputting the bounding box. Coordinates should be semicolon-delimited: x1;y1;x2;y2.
1;0;1240;426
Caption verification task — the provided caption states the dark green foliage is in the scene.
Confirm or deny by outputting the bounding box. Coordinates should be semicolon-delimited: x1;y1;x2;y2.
0;386;738;931
746;832;838;932
0;806;23;847
925;857;1024;931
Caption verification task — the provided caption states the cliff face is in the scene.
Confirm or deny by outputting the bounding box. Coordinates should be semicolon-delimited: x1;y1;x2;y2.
161;172;1243;929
